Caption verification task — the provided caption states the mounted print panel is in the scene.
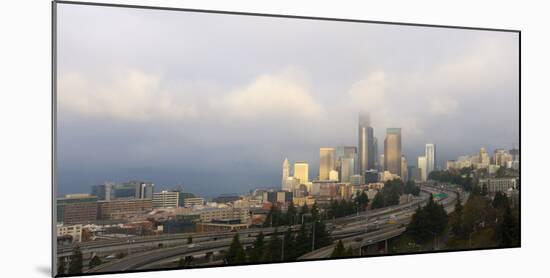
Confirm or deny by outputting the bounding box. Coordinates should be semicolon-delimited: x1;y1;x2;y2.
52;1;520;277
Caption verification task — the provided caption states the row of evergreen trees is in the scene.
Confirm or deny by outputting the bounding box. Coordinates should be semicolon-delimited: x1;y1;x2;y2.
226;221;332;264
57;247;104;275
371;179;420;209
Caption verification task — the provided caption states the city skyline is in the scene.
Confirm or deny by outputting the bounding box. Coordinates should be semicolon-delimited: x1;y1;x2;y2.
57;5;519;197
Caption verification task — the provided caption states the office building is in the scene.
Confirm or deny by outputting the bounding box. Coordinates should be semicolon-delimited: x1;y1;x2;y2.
282;158;290;190
294;161;309;185
350;175;363;186
494;149;513;167
378;154;385;171
425;144;436;176
57;224;83;243
319;147;336;180
152;191;180;208
329;170;339;181
358;113;375;175
418;156;427;181
384;128;402;176
479;178;517;193
364;170;379;184
183;197;205;208
408;166;422;182
401;156;408;181
340;157;354;182
479;147;490;168
97;199;152;220
56;194;98;224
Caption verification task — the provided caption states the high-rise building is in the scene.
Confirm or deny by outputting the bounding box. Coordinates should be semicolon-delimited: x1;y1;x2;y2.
401;156;408;181
358;113;375;175
408;166;422;182
373;137;379;170
384;128;402;176
425;144;436;176
494;149;513;167
294;161;309;185
378;154;385;171
319;147;336;180
282;158;290;190
479;147;490;168
329;170;339;181
340;157;354;182
418;156;427;182
152;191;179;208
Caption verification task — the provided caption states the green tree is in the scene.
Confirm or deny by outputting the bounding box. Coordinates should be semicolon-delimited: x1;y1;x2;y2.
492;192;510;210
355;190;369;211
225;234;246;265
451;193;466;238
287;201;298;225
311;202;320;221
345;246;353;256
406;195;448;245
57;257;66;275
264;229;282;262
187;235;193;244
177;257;185;267
330;240;346;258
371;191;385;209
88;255;102;269
294;223;310;256
498;206;520;247
312;221;332;250
249;232;265;263
68;246;83;274
299;203;309;224
282;227;294;260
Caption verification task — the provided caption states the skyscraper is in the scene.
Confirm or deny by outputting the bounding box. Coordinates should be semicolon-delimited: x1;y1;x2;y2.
373;137;379;170
401;156;408;181
425;144;436;176
479;147;490;168
418;156;427;182
358;113;375;176
294;161;309;185
340;157;354;182
384;128;402;176
282;158;290;190
319;147;336;180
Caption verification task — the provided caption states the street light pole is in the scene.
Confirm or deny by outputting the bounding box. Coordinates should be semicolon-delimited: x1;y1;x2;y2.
311;221;316;252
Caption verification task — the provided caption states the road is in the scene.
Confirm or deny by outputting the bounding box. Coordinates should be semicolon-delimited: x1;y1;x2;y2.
82;184;462;272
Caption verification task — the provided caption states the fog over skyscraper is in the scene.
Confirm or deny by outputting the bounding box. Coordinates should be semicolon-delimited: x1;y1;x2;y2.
384;128;402;176
319;147;336;180
358;113;375;176
425;144;436;176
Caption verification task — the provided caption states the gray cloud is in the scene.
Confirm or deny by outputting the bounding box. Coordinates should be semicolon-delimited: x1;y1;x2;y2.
56;4;519;197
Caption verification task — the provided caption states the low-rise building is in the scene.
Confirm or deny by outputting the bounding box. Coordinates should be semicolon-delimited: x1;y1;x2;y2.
152;191;179;208
97;199;152;220
57;224;83;243
480;178;517;194
183;197;205;208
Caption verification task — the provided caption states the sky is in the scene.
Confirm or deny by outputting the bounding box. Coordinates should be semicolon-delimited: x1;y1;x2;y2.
56;4;519;197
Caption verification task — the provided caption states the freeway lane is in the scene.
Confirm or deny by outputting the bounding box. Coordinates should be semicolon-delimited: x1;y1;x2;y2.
297;187;460;259
85;185;461;272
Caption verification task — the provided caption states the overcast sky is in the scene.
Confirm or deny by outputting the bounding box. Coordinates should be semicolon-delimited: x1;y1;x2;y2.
56;4;519;197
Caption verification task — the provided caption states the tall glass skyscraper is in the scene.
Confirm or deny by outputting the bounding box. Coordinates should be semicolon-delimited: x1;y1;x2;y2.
384;128;402;176
425;144;436;176
358;113;375;176
282;158;290;190
319;147;336;180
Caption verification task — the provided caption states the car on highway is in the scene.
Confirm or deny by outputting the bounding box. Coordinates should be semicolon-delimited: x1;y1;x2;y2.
354;237;363;242
187;243;199;248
